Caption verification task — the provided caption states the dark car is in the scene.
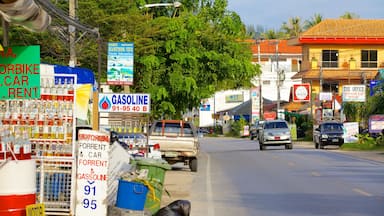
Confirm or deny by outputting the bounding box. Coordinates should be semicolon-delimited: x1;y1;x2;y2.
313;121;345;149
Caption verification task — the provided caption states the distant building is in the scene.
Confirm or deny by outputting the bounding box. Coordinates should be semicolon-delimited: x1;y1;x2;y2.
288;19;384;122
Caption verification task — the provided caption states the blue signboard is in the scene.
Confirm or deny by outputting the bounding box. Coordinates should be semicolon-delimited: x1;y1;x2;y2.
370;80;383;96
107;42;134;85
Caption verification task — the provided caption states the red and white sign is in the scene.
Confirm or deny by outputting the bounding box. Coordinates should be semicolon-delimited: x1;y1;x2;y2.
76;130;110;216
293;83;311;102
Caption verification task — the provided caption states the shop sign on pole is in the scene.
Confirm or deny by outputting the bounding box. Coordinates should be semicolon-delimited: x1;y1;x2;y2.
342;85;366;102
0;45;40;99
107;42;134;85
98;93;150;113
292;83;311;102
251;87;260;124
75;130;110;216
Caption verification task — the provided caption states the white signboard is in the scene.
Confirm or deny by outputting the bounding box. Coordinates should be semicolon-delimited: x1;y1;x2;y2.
76;130;110;216
319;92;332;101
342;85;366;102
343;122;359;143
98;93;150;113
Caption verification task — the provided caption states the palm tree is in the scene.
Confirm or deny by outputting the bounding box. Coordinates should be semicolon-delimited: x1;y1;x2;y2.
304;13;323;30
340;12;360;19
261;29;279;39
281;16;303;38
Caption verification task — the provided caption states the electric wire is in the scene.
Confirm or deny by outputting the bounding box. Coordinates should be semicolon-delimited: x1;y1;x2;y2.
34;0;99;36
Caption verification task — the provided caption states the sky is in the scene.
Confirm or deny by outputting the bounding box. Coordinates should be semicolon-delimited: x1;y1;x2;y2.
227;0;384;30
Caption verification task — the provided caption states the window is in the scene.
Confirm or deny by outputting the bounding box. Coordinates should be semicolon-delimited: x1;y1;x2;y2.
361;50;377;68
322;50;339;68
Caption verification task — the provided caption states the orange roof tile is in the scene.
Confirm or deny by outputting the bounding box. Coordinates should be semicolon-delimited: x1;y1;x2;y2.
302;19;384;38
251;40;302;54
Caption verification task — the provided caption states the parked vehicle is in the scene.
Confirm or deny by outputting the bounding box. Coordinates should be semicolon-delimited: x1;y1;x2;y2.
148;120;199;172
313;121;345;149
258;119;292;150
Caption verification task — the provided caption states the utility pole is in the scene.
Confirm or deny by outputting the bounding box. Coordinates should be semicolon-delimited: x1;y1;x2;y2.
69;0;76;67
275;40;281;114
255;37;263;121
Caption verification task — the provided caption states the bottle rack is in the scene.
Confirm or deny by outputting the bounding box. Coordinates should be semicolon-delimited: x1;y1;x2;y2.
0;77;76;158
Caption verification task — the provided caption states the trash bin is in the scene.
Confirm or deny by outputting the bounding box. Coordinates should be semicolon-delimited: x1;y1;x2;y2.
116;180;149;211
134;158;171;215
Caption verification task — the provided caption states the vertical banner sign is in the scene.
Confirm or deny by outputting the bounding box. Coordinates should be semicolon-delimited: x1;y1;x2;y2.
251;87;260;124
107;42;134;85
0;46;40;99
76;130;110;216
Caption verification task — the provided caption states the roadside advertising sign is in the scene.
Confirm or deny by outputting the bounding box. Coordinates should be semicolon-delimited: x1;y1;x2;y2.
107;42;134;85
292;83;310;102
76;130;110;216
319;92;332;101
343;122;359;143
98;93;150;113
251;87;260;123
369;114;384;134
263;111;276;120
342;85;366;102
0;46;40;99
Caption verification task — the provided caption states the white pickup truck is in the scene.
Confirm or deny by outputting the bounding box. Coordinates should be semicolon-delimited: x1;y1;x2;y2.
148;120;199;172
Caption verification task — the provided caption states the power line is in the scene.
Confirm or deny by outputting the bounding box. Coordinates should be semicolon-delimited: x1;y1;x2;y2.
34;0;99;36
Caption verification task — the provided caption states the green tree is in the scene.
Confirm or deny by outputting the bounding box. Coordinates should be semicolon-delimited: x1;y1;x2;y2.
304;13;323;30
5;0;258;120
281;16;303;38
340;12;360;19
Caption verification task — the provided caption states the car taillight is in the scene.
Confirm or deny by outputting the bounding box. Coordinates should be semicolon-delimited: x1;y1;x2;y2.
153;143;160;150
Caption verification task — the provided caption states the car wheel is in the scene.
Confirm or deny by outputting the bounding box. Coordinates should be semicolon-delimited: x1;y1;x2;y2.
319;142;324;149
250;136;254;140
189;158;197;172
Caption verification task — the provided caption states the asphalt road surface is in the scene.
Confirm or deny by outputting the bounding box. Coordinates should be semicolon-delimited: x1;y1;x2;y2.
162;137;384;216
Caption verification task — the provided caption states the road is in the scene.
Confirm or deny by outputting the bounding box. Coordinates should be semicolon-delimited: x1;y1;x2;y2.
162;137;384;216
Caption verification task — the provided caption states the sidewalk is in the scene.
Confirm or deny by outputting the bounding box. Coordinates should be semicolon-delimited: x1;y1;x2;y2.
294;141;384;163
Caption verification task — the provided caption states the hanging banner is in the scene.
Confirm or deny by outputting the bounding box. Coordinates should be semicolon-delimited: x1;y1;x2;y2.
107;42;134;85
0;46;40;99
98;93;150;113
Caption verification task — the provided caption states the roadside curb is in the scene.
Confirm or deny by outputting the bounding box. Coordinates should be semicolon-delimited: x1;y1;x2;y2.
293;141;384;163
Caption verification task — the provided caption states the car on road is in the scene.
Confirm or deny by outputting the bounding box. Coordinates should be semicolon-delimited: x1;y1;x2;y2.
258;119;292;150
313;121;345;149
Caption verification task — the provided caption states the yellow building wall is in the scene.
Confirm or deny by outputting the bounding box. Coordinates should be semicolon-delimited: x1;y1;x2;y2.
309;45;384;68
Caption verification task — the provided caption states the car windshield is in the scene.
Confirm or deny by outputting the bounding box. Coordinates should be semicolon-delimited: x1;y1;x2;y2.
322;123;343;131
264;121;288;129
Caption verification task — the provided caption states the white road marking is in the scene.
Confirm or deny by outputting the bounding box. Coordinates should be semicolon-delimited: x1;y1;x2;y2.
353;188;373;197
206;154;215;216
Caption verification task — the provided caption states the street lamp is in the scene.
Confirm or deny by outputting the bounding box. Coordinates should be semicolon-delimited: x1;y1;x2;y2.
141;1;182;8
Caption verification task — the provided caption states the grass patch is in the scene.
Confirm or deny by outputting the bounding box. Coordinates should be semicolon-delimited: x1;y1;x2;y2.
340;142;384;151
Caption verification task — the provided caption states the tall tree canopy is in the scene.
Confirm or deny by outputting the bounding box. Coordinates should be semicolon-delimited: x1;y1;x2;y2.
4;0;259;120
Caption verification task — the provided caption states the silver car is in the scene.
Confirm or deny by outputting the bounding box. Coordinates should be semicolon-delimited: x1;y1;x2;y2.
259;119;292;150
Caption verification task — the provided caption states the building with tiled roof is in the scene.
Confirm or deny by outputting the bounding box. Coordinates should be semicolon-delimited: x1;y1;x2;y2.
288;19;384;121
250;39;302;119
